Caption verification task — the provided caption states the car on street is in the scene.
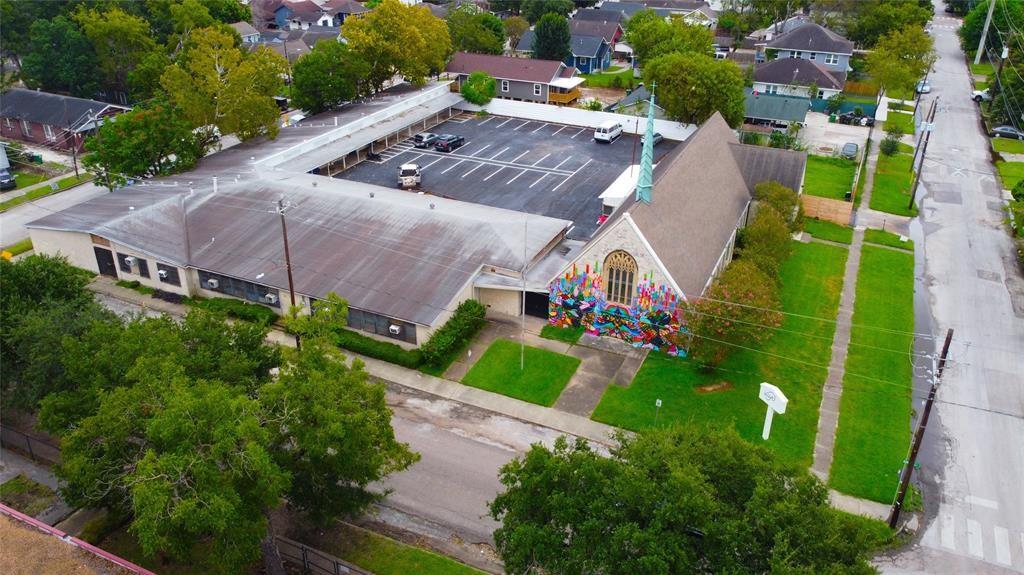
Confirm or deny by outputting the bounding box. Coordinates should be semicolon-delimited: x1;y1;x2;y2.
414;133;439;148
990;125;1024;139
916;80;931;94
641;132;664;146
433;134;465;152
973;88;991;102
840;142;859;160
0;169;14;191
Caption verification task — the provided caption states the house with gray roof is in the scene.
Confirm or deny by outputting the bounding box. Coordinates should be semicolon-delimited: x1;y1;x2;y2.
743;89;810;128
0;88;129;151
606;85;668;119
752;57;846;99
230;21;261;43
763;22;853;74
516;31;612;74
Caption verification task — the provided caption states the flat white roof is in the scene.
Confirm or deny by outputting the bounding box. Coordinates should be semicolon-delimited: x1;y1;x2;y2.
550;77;586;89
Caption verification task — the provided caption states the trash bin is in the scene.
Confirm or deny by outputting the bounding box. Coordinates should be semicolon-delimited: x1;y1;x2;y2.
31;154;43;164
829;113;838;123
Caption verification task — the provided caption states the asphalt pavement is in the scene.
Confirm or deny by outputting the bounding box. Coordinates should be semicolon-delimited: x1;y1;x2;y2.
0;181;108;246
877;7;1024;574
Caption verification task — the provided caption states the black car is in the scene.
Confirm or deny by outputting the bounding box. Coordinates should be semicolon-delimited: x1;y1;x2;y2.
434;134;465;152
991;125;1024;139
0;169;14;191
837;112;875;127
414;132;439;148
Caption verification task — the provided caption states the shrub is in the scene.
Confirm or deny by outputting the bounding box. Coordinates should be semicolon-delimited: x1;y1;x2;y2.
1012;179;1024;202
115;279;155;295
879;135;901;156
826;93;845;114
582;98;604;111
420;299;487;369
190;297;279;326
753;181;803;232
1009;200;1024;237
853;105;864;116
610;74;623;89
335;327;423;368
740;131;765;146
884;122;905;139
461;71;496;105
742;206;792;264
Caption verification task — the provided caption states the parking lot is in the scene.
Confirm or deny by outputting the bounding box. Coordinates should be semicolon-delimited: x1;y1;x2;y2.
339;114;677;238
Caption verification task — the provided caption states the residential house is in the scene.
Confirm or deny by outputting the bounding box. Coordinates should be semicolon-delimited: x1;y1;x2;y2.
230;21;262;43
569;19;623;50
321;0;368;25
251;39;313;64
605;85;668;119
516;31;612;74
0;89;128;152
274;0;331;29
743;89;810;128
445;52;583;105
573;8;625;24
762;22;853;73
752;57;845;99
595;1;717;28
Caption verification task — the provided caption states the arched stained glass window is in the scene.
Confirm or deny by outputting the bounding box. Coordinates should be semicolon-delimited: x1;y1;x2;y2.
604;250;637;305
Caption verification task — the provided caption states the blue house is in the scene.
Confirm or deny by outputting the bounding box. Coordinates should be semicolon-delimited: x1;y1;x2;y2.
515;32;611;74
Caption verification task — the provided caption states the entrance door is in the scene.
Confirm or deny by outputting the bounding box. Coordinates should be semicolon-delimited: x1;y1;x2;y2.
93;246;117;277
524;291;550;319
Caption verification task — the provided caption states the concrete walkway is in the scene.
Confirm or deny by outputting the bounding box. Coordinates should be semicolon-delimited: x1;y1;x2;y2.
0;448;73;526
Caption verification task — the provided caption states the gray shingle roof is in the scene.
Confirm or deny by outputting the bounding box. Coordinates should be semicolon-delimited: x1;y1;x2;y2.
446;52;567;83
229;21;259;38
573;8;624;23
765;22;853;55
728;143;807;194
753;58;845;90
569;19;620;43
744;90;810;123
517;31;606;58
0;89;127;128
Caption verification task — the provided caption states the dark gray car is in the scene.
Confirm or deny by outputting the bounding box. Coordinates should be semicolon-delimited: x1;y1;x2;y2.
991;125;1024;139
840;142;859;160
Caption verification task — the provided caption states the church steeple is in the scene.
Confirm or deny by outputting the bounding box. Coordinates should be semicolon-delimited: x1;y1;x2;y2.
635;82;656;204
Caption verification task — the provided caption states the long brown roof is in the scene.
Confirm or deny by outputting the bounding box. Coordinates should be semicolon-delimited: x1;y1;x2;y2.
446;52;567;84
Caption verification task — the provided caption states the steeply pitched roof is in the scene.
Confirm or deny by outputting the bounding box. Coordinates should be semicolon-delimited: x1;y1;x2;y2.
0;89;127;128
230;21;259;38
744;90;810;123
610;85;651;109
728;143;807;193
753;58;845;90
574;8;624;23
516;31;606;58
766;22;853;55
322;0;368;15
569;19;621;43
446;52;566;83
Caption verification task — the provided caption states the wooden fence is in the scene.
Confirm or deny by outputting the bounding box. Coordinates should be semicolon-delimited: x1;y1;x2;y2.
801;195;853;226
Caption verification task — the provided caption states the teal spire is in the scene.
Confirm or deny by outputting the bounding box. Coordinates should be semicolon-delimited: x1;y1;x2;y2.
635;82;656;204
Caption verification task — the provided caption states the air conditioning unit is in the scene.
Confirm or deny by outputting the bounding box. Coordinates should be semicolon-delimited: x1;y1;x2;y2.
206;278;219;289
388;324;402;335
263;293;279;305
123;256;136;266
157;269;168;279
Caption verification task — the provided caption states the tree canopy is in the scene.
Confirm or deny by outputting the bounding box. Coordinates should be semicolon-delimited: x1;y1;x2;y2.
447;4;505;55
460;71;497;105
625;9;714;64
521;0;575;24
491;426;891;574
846;0;931;48
342;0;452;92
960;0;1024;56
504;15;530;52
21;16;100;98
643;52;746;127
73;6;158;93
532;13;572;62
291;40;369;114
867;25;936;97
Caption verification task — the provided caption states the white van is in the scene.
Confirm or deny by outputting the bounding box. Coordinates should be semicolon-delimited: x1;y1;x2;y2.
594;121;623;143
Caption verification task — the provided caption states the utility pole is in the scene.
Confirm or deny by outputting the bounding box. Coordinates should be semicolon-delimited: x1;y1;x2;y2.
520;215;527;371
277;198;301;351
975;0;997;65
990;44;1011;114
888;328;954;529
908;98;938;210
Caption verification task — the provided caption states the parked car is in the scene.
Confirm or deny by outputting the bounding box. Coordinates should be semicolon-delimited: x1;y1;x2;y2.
973;88;992;102
991;125;1024;139
434;134;465;152
594;120;623;142
414;133;439;148
641;132;664;146
916;80;931;94
837;112;875;127
0;169;14;191
398;163;421;189
840;142;859;160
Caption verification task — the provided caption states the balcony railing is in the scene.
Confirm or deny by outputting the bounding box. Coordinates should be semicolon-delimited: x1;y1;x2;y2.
548;87;580;104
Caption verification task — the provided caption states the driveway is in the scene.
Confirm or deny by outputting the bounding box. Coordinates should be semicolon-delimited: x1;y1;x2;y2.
802;111;871;158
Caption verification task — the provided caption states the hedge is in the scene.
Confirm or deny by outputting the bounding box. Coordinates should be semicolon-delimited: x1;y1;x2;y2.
335;327;423;368
190;297;279;327
420;299;487;370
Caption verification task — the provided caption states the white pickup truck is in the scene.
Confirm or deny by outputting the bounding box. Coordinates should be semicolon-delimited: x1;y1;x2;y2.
398;164;421;189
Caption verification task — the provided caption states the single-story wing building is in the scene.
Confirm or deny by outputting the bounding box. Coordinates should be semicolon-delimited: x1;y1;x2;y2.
445;52;583;105
0;88;129;151
744;89;810;127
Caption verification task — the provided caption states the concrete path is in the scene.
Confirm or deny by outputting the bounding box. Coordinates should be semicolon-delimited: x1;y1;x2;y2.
0;448;73;526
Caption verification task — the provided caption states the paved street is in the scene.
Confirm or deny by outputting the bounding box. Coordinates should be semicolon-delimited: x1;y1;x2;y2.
877;8;1024;574
0;181;108;246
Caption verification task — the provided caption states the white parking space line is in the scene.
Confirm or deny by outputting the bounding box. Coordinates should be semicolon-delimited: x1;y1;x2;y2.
530;173;548;188
468;144;492;157
441;160;465;174
966;519;984;558
513;121;530;130
509;151;530;163
552;126;566;135
478;116;494;125
506;170;527;184
531;153;551;166
482;167;505;181
552;156;573;171
570;128;586;139
495;118;513;128
993;526;1011;565
461;163;484;178
531;123;547;133
940;514;956;550
489;146;511;159
419;157;444;170
551;158;593;192
966;496;999;510
404;153;424;164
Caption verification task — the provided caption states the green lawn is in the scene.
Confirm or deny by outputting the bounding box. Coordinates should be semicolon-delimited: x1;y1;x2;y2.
870;146;917;216
462;338;580;406
970;61;995;77
11;171;48;190
1;237;33;257
804;218;853;244
884;111;914;135
580;67;636;89
0;474;58;517
804;155;857;200
830;246;915;503
996;161;1024;189
540;324;584;344
887;101;912;112
864;228;914;251
992;137;1024;154
0;174;92;212
593;242;848;467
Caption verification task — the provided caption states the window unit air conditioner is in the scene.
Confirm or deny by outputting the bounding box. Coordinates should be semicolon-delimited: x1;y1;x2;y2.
206;278;219;289
388;324;402;335
123;256;136;266
263;293;279;305
157;269;168;279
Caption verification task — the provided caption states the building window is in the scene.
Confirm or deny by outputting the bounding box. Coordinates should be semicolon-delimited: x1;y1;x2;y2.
533;83;541;96
346;306;417;344
809;52;817;60
20;119;31;137
157;263;181;286
501;80;510;92
766;84;779;94
43;124;55;141
116;252;132;274
790;51;801;58
197;270;281;307
818;89;825;99
825;53;838;65
137;258;150;278
604;250;637;306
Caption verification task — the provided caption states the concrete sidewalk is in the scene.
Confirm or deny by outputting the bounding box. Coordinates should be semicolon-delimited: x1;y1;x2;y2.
0;448;73;526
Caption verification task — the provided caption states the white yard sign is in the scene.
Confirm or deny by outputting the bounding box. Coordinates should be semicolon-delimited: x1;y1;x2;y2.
758;382;788;440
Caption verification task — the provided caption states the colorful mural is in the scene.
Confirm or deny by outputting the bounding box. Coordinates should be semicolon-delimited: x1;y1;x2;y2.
549;262;686;356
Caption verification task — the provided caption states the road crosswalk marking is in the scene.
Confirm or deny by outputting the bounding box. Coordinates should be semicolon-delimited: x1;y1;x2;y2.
966;519;984;558
993;526;1012;565
941;514;956;550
